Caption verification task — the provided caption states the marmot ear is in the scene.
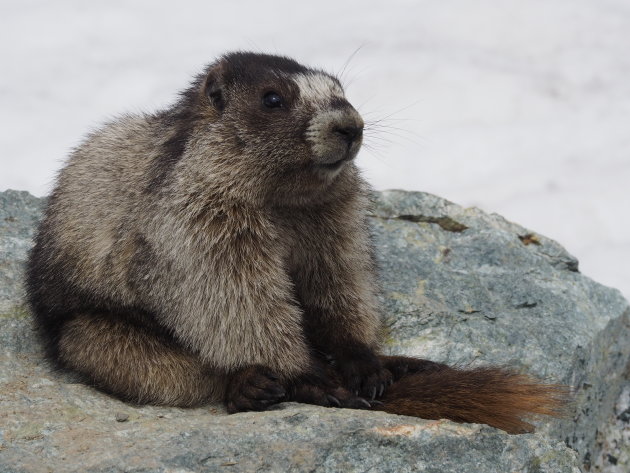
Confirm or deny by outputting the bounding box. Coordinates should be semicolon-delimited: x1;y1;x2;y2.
203;62;226;112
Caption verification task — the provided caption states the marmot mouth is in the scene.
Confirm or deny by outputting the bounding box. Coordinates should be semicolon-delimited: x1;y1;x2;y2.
319;157;348;171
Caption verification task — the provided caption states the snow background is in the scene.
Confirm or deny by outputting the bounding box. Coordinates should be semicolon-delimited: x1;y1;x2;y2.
1;0;629;301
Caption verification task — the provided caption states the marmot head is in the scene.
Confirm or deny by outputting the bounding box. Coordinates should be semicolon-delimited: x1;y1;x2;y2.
170;52;365;204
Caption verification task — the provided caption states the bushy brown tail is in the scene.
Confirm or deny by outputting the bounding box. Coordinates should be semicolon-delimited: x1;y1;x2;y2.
376;365;570;434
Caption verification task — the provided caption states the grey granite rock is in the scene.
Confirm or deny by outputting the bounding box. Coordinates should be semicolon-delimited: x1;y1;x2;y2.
1;188;628;473
0;190;44;312
371;190;630;472
593;383;630;472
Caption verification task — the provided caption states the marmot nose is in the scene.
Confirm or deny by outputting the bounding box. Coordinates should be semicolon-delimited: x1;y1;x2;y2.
333;124;363;145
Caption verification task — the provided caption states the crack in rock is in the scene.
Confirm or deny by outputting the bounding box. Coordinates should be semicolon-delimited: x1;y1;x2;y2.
371;214;469;233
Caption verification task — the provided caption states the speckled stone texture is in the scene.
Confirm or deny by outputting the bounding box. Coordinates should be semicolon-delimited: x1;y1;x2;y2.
1;189;628;473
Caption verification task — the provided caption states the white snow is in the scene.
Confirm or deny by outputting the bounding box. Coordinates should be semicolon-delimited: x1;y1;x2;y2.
1;0;629;300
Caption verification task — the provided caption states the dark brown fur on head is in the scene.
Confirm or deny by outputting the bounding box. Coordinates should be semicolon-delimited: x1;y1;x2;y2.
150;52;364;206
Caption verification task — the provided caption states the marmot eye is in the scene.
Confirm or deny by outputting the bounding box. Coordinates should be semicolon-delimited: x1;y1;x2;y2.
262;91;283;109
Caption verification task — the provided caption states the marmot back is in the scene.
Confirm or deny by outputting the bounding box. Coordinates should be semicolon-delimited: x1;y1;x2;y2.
26;52;567;433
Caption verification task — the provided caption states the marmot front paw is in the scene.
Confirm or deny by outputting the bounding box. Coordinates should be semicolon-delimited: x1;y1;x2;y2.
225;365;286;413
333;346;393;400
288;382;377;409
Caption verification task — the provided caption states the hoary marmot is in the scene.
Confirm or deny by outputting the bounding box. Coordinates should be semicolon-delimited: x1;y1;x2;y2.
26;52;566;433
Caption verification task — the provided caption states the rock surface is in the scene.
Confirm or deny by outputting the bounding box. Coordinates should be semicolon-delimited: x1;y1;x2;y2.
1;189;628;473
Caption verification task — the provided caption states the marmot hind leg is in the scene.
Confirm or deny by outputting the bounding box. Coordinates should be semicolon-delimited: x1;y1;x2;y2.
57;312;225;407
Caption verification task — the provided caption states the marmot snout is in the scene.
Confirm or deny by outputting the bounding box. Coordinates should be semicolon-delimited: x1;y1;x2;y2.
306;105;364;171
